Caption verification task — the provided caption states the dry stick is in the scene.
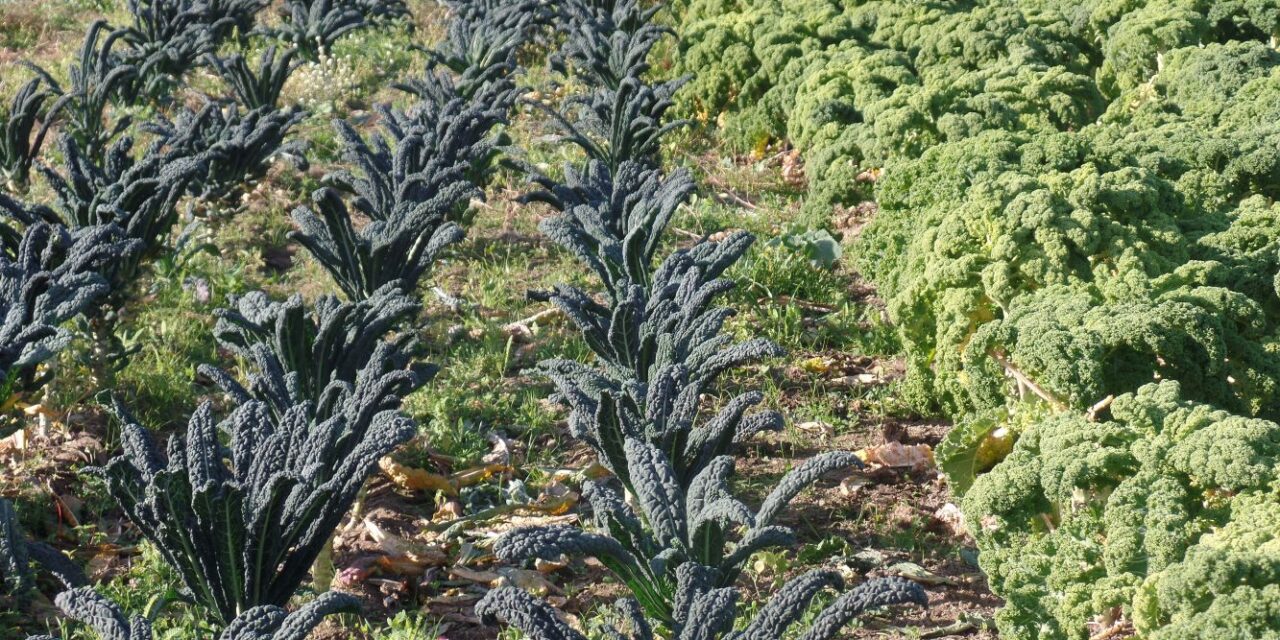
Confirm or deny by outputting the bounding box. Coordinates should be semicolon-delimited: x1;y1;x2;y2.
989;349;1068;411
1086;395;1115;422
502;306;562;336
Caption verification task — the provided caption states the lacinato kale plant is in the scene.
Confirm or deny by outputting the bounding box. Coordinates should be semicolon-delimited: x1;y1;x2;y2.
26;587;357;640
121;0;231;98
89;284;426;622
23;21;139;163
539;0;689;170
0;222;139;436
94;378;413;622
413;0;543;101
205;284;432;418
207;46;301;111
291;107;501;300
35;127;208;294
0;77;66;192
144;101;307;204
482;0;886;629
478;566;926;640
1;498;88;602
205;0;269;41
275;0;369;57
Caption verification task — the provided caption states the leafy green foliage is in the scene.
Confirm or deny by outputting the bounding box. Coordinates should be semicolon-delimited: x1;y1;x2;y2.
289;108;480;300
962;381;1280;639
34;131;205;298
665;2;1280;638
0;222;139;435
94;359;414;622
22;21;139;163
207;46;300;111
206;284;432;415
482;0;879;630
0;77;65;191
539;0;688;170
26;587;357;640
1;498;87;602
275;0;369;57
144;101;307;203
476;567;926;640
120;0;233;97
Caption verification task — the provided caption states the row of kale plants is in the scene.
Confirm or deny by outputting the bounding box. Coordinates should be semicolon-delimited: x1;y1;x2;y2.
2;0;928;637
668;1;1280;638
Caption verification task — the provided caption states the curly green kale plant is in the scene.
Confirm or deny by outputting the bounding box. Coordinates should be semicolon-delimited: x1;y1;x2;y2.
26;587;356;640
0;77;66;191
23;21;139;163
962;381;1280;640
1;498;88;602
478;565;926;640
207;46;301;111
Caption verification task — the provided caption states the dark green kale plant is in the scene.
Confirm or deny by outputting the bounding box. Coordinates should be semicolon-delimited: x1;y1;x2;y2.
290;109;495;300
207;46;301;111
478;566;927;640
539;0;689;170
93;368;414;622
23;21;139;163
26;587;357;640
1;498;88;602
0;222;139;436
35;127;209;294
275;0;369;58
121;0;231;98
205;284;432;417
0;77;66;192
144;101;307;204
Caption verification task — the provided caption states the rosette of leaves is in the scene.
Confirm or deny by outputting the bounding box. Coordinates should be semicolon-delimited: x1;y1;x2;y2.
275;0;368;57
26;587;357;640
345;98;512;195
1;498;88;602
526;159;693;299
349;0;409;23
93;364;414;622
497;447;862;622
392;70;524;164
206;284;432;418
35;127;209;292
539;0;689;170
121;0;231;98
1;76;67;191
205;0;269;41
207;46;300;111
413;0;542;101
144;101;307;203
290;111;491;300
477;564;927;640
22;21;138;163
544;74;689;171
0;222;140;436
551;0;668;89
